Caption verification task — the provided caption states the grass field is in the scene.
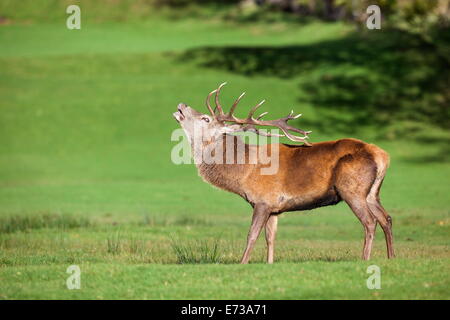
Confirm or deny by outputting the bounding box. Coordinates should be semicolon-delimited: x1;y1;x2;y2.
0;7;449;299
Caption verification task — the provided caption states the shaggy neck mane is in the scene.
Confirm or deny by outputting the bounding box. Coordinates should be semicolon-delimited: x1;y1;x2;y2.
194;134;254;197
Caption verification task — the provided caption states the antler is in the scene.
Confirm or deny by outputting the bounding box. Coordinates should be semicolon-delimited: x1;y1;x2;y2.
206;83;312;145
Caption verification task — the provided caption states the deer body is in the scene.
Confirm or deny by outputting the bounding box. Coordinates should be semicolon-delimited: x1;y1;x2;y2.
198;137;384;213
174;83;395;264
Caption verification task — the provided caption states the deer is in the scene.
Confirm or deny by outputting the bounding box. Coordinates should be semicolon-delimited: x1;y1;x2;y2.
173;83;395;264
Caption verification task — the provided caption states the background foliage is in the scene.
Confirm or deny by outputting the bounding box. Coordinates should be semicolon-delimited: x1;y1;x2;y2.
0;0;449;299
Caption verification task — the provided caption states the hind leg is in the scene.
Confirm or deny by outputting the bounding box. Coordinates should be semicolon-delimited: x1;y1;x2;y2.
368;201;394;258
335;153;378;260
367;179;395;258
345;198;377;260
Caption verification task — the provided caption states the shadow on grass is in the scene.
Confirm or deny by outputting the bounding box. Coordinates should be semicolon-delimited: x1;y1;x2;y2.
401;136;450;163
179;27;449;161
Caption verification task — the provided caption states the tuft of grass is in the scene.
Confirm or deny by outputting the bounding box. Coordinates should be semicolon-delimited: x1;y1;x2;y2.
106;231;122;255
0;214;91;234
171;238;222;264
142;214;212;227
127;235;147;256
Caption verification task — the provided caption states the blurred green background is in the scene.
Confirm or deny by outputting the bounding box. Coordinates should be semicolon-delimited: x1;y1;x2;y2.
0;0;449;299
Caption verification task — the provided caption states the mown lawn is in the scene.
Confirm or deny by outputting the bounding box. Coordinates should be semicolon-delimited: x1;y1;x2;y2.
0;15;449;299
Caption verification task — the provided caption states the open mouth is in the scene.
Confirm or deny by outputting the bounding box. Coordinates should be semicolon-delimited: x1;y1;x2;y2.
173;105;185;122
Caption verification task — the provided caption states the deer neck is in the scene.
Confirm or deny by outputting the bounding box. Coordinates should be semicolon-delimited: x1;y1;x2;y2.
193;134;250;196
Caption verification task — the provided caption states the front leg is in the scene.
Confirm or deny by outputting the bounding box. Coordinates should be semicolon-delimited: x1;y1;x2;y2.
240;203;271;264
265;214;278;264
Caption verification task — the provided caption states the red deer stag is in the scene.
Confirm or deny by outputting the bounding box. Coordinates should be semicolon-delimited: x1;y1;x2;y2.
173;83;394;264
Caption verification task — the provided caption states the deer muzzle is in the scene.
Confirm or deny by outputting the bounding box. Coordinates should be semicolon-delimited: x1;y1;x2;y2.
173;103;186;122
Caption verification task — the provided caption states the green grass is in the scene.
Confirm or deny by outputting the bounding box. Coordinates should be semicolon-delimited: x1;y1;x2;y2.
171;238;222;264
0;213;91;233
0;9;449;299
1;260;448;299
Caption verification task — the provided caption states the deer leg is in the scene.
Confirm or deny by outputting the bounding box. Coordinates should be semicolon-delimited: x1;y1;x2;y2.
240;204;271;264
265;214;278;264
346;199;377;260
367;198;395;259
335;154;380;260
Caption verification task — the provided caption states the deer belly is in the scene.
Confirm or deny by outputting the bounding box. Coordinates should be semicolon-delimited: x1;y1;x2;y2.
277;189;342;213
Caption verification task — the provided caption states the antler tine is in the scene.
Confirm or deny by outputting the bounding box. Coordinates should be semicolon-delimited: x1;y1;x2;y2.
214;82;227;116
247;100;265;119
284;110;302;120
256;111;268;120
228;92;245;117
279;126;308;140
277;120;311;136
206;89;217;116
251;112;312;143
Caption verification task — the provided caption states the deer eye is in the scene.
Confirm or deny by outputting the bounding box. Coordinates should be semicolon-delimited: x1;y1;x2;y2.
201;116;210;123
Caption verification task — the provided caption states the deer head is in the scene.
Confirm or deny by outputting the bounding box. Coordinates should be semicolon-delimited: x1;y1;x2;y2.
173;83;312;147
